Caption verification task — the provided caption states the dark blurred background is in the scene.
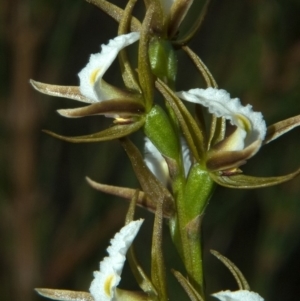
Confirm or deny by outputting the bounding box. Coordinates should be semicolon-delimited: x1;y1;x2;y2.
1;0;300;301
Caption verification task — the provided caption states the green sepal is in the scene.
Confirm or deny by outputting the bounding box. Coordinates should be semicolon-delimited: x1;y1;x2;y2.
168;0;193;39
172;270;205;301
58;99;145;118
35;288;93;301
210;250;250;291
43;118;144;143
144;105;179;160
179;46;226;149
151;200;168;301
115;289;149;301
138;4;155;111
120;138;175;213
174;0;211;46
86;177;174;217
155;79;206;161
264;114;300;144
148;38;177;84
181;46;217;88
184;164;214;221
30;79;139;104
210;168;300;189
85;0;141;32
117;0;141;93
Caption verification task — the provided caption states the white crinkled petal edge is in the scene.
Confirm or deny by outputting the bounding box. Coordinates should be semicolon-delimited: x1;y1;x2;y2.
176;88;267;143
212;290;264;301
89;220;143;301
78;32;140;103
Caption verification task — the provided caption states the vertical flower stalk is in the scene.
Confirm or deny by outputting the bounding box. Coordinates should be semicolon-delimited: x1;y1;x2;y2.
31;1;300;301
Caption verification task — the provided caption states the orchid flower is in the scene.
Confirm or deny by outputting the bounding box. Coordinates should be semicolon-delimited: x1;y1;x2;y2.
77;32;140;103
156;79;300;188
30;33;147;142
35;220;146;301
212;290;264;301
175;87;300;187
31;32;140;107
176;87;267;171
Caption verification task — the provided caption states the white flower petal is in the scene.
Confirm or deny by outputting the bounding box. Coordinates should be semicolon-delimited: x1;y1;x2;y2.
212;290;264;301
78;32;140;103
180;137;192;177
89;220;143;301
144;137;192;184
144;137;169;186
176;88;267;149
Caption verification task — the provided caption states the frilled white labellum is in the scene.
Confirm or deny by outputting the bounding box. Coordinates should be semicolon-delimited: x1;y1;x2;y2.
78;32;140;103
176;88;267;151
89;220;143;301
144;137;191;185
212;290;264;301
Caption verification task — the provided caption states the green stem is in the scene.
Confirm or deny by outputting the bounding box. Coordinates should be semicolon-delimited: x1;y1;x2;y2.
171;166;215;296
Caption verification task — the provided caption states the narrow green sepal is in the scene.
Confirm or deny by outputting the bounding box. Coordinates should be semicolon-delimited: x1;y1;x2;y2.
151;200;168;301
43;119;144;143
206;140;262;172
58;99;145;118
35;288;93;301
174;0;211;46
179;46;226;149
264;114;300;144
85;0;141;32
210;250;250;291
210;168;300;189
181;46;217;88
138;4;155;111
168;0;193;39
155;79;207;161
144;105;179;160
86;177;174;217
120;138;175;213
115;289;149;301
117;0;141;92
172;270;205;301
